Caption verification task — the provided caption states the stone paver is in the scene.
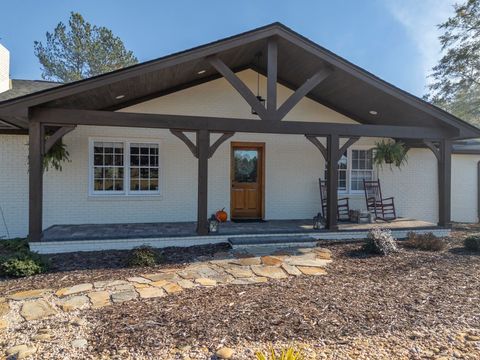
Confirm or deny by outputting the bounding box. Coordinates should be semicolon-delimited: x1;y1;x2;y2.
143;272;179;282
58;295;90;312
137;286;166;299
0;301;10;316
8;289;51;301
127;276;151;284
111;290;138;303
261;255;283;266
231;277;268;285
285;258;332;268
195;278;217;286
297;266;328;276
56;283;93;297
251;265;288;279
224;265;254;278
20;300;57;321
88;291;111;308
93;280;128;288
177;279;196;289
162;282;183;294
2;245;334;332
229;257;262;266
281;263;303;276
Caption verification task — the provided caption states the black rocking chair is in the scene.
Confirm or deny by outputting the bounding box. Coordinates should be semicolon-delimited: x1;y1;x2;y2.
363;179;397;221
319;179;350;221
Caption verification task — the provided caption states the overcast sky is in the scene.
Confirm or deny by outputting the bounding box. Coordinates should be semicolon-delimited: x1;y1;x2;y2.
0;0;455;97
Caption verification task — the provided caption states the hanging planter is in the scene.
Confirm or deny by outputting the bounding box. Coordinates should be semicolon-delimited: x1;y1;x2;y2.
373;140;408;169
43;138;70;171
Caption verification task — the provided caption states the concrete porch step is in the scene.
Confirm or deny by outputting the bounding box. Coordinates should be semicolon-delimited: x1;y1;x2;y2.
228;235;317;250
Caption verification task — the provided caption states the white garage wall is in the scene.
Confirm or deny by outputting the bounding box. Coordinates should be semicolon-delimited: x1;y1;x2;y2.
452;154;479;223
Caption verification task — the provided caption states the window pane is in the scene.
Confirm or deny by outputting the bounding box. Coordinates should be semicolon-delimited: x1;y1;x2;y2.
129;143;160;192
92;142;124;192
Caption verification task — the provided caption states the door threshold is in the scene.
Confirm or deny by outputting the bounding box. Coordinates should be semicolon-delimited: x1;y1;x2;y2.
231;219;267;223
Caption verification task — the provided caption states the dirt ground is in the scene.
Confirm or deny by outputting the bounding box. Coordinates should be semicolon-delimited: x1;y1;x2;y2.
1;225;479;359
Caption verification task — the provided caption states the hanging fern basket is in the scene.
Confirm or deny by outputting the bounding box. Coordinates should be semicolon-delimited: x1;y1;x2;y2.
43;138;70;171
373;140;408;169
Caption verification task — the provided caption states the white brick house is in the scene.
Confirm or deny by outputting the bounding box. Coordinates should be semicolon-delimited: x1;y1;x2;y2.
0;23;479;253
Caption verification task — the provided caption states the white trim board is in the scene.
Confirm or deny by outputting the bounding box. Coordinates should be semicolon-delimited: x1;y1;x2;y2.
30;228;451;254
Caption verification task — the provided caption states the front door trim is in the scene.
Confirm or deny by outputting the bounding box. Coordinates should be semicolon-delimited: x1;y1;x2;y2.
230;141;265;220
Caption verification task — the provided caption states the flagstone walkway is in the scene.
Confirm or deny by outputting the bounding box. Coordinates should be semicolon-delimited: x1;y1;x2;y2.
1;246;332;357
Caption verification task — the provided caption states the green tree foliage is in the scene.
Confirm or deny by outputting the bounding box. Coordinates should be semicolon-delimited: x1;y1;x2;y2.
34;12;138;82
426;0;480;126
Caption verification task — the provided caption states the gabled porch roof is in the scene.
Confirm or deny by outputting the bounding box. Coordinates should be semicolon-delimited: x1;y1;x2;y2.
0;22;479;139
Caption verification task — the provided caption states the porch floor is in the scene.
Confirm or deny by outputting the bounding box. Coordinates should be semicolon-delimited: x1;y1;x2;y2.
41;218;439;242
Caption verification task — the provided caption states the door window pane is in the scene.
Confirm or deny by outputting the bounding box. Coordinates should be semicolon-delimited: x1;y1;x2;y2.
234;149;258;183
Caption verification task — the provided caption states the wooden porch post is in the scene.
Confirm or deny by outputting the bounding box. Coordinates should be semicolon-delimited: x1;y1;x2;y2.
326;134;339;230
196;129;210;235
29;121;44;241
438;139;452;227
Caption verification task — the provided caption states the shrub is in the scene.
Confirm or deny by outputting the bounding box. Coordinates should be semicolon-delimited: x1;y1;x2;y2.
0;238;30;255
0;239;49;278
256;347;305;360
0;254;48;277
464;235;480;252
363;228;398;255
404;232;446;251
128;246;158;267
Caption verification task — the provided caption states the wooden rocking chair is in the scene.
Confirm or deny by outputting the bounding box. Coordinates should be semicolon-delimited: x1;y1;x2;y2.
363;179;396;221
319;179;350;221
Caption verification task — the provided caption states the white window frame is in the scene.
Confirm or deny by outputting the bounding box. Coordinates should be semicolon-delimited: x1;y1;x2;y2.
325;145;376;195
88;138;162;197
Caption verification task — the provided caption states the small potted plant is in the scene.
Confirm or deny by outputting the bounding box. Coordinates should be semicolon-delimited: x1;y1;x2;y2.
373;140;408;169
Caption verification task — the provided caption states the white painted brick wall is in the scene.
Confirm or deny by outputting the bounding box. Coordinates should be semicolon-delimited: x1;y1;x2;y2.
0;69;477;238
452;154;479;222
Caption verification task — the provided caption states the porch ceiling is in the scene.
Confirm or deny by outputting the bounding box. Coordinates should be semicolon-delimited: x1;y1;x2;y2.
1;23;479;138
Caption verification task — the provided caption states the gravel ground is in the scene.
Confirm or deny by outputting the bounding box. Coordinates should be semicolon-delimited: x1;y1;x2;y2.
1;225;480;359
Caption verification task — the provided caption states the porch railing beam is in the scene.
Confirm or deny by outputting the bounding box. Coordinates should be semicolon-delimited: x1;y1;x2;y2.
207;56;268;120
28;121;44;242
326;133;340;230
32;108;458;140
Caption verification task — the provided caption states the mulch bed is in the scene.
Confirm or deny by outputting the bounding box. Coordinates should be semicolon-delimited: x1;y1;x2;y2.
84;235;479;355
0;243;230;294
1;224;479;358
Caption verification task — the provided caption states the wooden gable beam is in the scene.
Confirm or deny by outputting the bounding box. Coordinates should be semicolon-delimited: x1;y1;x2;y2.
276;68;332;120
267;37;278;117
208;56;268;120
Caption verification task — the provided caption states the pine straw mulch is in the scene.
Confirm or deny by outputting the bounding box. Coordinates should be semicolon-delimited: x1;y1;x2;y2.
82;229;480;356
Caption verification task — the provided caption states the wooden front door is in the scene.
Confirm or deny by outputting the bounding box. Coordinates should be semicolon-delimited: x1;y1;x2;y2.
231;142;264;219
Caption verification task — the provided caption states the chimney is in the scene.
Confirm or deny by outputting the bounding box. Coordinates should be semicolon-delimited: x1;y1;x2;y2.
0;43;11;93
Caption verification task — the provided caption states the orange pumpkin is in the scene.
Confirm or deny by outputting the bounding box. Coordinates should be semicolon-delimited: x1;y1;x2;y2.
215;208;228;222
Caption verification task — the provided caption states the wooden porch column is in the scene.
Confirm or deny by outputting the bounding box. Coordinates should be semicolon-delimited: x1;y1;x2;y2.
438;139;452;227
29;121;44;242
326;134;339;230
196;129;210;235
